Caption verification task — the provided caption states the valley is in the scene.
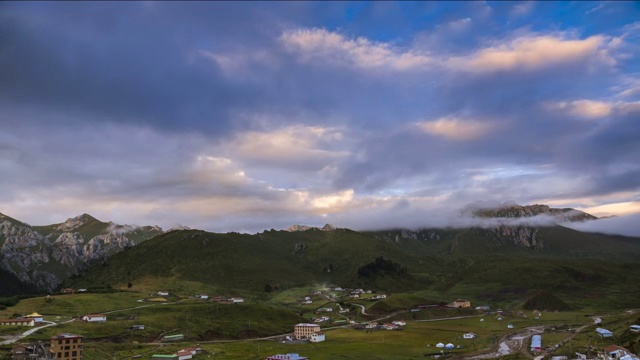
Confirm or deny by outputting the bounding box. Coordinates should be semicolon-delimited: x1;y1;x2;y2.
1;205;639;359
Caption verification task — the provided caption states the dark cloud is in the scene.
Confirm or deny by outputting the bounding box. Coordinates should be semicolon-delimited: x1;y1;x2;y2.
1;2;639;232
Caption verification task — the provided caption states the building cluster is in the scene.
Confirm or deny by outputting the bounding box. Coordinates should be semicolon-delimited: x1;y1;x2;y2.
356;320;406;331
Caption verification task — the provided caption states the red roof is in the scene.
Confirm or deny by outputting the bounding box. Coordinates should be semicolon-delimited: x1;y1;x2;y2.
605;345;628;353
0;318;33;323
175;351;191;356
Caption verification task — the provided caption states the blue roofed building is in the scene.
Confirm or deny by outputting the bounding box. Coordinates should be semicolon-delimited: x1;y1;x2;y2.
530;335;542;352
596;328;613;338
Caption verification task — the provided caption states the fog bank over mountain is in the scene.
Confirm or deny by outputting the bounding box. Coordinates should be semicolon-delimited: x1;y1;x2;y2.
563;214;640;238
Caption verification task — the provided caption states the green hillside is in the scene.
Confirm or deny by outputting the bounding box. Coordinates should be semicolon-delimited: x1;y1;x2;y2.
67;226;640;310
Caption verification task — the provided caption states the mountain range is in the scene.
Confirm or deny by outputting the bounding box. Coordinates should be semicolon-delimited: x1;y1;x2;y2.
3;204;640;307
0;212;162;294
56;204;640;310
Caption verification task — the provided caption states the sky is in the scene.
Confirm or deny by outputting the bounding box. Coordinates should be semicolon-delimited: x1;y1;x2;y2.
1;1;640;234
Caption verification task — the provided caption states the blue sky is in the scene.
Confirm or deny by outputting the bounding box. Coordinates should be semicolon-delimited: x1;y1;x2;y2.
1;1;639;233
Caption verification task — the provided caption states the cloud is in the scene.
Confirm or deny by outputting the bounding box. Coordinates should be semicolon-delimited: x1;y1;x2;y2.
280;28;434;72
449;34;616;73
281;28;620;76
416;117;494;141
545;100;613;119
510;1;535;18
564;213;640;237
2;2;640;234
217;124;348;169
545;99;640;119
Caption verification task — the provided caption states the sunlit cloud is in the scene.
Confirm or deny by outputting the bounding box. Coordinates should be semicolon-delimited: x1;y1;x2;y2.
544;99;640;119
450;34;616;73
217;124;348;169
545;100;613;119
281;28;434;71
416;117;494;140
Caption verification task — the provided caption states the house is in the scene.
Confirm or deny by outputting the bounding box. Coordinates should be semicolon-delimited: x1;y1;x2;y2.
195;294;208;300
508;324;514;329
365;322;379;329
302;300;313;304
212;296;226;302
24;312;44;323
11;343;34;360
604;345;638;360
229;297;244;303
265;353;309;360
480;318;485;322
294;323;321;340
333;287;343;291
304;296;311;300
475;306;490;311
463;333;476;339
0;318;35;327
383;323;398;330
310;332;325;342
445;343;455;350
449;299;471;308
157;291;170;296
392;320;406;326
175;350;193;360
596;328;614;338
130;324;145;330
82;314;107;322
61;288;75;294
49;333;83;360
436;343;445;348
530;335;542;352
372;294;387;299
630;325;640;333
77;288;87;292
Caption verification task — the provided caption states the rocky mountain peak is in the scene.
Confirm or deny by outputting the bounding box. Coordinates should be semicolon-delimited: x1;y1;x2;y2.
286;225;314;232
55;213;99;232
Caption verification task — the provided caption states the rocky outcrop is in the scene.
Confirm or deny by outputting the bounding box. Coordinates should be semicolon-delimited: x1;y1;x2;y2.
0;212;162;293
286;224;338;232
492;225;540;248
472;203;597;222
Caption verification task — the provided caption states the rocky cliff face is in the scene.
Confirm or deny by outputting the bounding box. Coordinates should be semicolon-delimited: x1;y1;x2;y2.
0;212;162;293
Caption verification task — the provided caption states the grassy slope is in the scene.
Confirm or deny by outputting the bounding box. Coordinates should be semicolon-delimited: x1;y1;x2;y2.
67;227;640;311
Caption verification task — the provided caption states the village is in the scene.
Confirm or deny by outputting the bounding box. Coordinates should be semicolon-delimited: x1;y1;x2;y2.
0;287;639;360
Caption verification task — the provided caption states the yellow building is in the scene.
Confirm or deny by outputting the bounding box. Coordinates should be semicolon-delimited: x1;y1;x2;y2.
49;333;83;360
294;323;321;339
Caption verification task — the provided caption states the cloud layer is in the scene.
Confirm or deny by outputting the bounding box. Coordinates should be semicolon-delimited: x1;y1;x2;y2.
1;2;639;235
